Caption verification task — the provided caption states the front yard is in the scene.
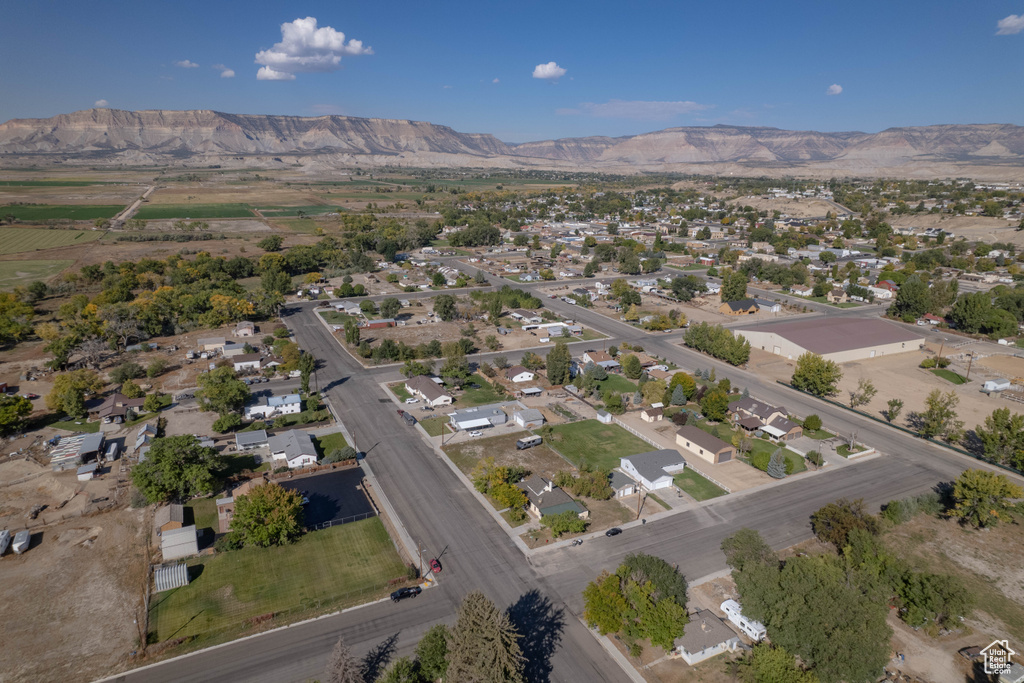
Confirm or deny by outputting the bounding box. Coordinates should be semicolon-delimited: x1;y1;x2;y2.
542;420;652;470
419;415;450;437
313;431;349;458
148;518;409;648
673;469;727;501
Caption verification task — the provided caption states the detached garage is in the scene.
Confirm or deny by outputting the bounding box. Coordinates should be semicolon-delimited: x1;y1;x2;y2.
735;318;924;363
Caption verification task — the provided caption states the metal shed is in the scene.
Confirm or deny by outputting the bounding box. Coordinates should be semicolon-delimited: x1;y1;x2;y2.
154;563;191;592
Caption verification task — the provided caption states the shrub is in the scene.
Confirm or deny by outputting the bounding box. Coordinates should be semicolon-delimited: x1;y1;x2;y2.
250;420;266;430
324;446;356;464
273;327;290;338
750;452;771;471
215;531;244;552
803;414;822;432
110;361;145;384
212;413;242;433
671;411;688;426
146;358;169;378
273;466;289;474
937;357;951;368
920;358;937;369
807;450;823;466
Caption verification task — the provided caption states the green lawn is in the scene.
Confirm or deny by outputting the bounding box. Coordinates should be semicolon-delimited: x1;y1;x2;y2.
0;204;124;221
597;374;638;395
0;228;104;255
543;420;652;470
694;420;806;474
579;329;607;341
420;416;450;437
184;496;219;534
0;259;73;288
49;418;100;433
930;368;968;385
148;518;408;645
134;203;255;219
803;428;836;440
455;374;507;407
313;431;349;458
255;205;340;217
319;311;357;325
388;382;412;402
807;296;861;309
673;469;727;501
837;443;868;457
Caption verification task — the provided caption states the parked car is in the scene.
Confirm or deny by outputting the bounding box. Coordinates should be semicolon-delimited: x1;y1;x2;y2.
390;586;422;602
605;527;622;537
404;398;419;404
430;558;442;573
20;393;38;399
469;431;483;437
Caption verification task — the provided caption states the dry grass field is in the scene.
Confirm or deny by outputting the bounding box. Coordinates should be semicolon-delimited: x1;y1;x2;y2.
0;227;104;255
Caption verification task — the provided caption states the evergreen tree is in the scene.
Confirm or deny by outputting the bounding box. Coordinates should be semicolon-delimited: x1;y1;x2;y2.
446;591;525;683
670;385;686;405
766;449;787;479
546;341;572;385
416;624;450;682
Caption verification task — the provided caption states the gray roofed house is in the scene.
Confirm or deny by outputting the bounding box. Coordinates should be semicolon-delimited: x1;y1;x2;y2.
763;415;803;441
513;408;545;429
608;470;638;498
154;562;190;592
674;609;740;665
405;375;454;406
619;449;687;490
448;405;508;430
518;475;589;519
728;397;788;425
236;429;269;451
268;429;318;469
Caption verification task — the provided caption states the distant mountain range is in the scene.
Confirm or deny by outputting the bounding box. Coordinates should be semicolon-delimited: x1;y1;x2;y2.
2;108;1024;179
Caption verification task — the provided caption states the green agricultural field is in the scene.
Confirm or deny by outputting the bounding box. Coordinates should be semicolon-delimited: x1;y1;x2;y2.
543;420;652;470
0;259;73;289
255;205;341;216
0;204;124;221
134;203;255;219
0;228;104;255
148;518;408;646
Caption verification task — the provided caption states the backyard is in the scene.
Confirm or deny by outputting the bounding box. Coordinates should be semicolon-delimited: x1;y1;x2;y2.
455;374;509;407
313;431;349;458
541;420;652;470
673;469;727;501
596;374;638;395
148;518;409;648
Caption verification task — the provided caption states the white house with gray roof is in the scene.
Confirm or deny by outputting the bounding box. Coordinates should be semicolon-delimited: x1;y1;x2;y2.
448;405;508;431
268;430;318;469
245;393;302;421
513;408;545;429
619;449;687;491
235;429;269;451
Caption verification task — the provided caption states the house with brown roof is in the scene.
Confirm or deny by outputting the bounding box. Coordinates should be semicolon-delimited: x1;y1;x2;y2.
826;287;848;304
676;425;735;464
761;416;803;442
640;405;664;422
728;397;788;426
506;365;536;383
405;375;453;407
582;350;619;369
92;392;146;422
719;299;759;316
674;609;741;665
154;504;184;535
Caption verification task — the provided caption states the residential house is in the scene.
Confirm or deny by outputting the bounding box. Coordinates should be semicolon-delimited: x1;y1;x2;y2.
674;610;741;665
222;341;248;357
704;281;721;295
245;394;302;421
404;375;454;407
826;288;848;304
582;350;620;369
866;286;894;300
235;429;269;451
789;284;813;297
235;321;256;337
233;353;263;372
728;397;788;426
640;405;664;422
719;299;759;316
92;393;146;423
752;298;781;314
506;365;536;383
513;409;545;429
608;471;638;498
154;504;185;535
510;309;543;324
619;449;687;490
675;425;735;464
161;525;199;561
875;279;899;293
268;430;318;469
449;405;508;430
761;416;803;442
518;475;589;519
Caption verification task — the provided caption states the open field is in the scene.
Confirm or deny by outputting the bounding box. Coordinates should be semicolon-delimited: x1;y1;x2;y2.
0;204;124;221
445;432;570;479
0;180;116;187
542;420;652;470
730;195;840;218
148;518;408;646
134;203;256;219
0;227;104;255
0;259;74;288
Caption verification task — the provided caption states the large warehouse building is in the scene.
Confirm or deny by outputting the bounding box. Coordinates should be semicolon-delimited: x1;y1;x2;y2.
736;318;925;363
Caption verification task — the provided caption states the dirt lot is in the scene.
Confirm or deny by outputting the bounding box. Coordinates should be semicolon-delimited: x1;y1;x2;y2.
889;213;1023;247
745;343;997;434
0;461;148;683
731;195;840;219
0;184;144;206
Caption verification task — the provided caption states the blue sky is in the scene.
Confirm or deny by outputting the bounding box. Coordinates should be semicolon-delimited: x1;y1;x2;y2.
2;1;1022;142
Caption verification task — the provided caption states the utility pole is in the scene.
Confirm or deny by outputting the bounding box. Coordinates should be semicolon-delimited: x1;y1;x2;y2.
965;352;974;381
636;488;645;519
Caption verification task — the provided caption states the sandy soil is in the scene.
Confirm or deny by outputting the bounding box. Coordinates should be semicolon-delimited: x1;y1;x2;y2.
0;184;144;205
143;218;274;233
889;214;1022;246
0;506;149;683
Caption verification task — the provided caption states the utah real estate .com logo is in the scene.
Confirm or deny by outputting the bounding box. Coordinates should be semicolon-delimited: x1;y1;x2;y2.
982;640;1016;675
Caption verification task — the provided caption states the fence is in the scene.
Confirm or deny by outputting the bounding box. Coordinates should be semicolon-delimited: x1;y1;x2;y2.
776;380;1024;478
308;510;376;531
612;416;732;494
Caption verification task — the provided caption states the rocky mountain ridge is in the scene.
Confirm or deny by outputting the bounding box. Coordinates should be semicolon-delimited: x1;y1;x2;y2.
2;109;1024;178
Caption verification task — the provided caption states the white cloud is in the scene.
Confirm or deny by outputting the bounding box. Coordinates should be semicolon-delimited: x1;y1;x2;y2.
996;14;1024;35
175;59;199;68
94;99;109;108
255;16;372;80
556;99;712;121
220;69;235;78
827;83;843;96
532;62;566;80
492;78;500;83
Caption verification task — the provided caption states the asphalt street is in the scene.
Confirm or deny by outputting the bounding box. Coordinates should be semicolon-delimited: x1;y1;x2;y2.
113;264;1019;683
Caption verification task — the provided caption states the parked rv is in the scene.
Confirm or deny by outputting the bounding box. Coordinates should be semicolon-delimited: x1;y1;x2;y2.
12;530;29;554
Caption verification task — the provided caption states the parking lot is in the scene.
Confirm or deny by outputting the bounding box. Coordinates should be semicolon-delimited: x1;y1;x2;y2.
278;468;375;527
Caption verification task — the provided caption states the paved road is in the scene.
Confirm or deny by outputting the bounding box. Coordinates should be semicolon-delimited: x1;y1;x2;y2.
115;265;1018;683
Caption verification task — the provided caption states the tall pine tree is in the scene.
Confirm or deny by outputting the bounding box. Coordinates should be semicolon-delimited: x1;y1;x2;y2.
446;591;525;683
